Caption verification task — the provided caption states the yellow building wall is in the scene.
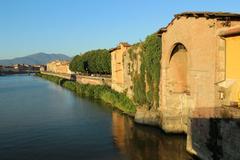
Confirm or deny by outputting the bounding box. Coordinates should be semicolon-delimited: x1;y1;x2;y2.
111;51;124;84
226;36;240;79
225;36;240;105
47;61;71;74
111;45;129;92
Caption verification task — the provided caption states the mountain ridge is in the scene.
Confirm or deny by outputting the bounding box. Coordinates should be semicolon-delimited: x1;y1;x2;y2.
0;53;71;65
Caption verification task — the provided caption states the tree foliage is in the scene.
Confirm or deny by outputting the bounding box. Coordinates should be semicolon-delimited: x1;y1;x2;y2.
69;49;111;74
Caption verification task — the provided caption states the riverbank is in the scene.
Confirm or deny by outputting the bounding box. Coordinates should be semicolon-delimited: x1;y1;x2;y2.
36;73;200;159
36;73;136;116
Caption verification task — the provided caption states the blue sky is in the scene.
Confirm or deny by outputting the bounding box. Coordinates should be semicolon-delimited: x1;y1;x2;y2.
0;0;239;59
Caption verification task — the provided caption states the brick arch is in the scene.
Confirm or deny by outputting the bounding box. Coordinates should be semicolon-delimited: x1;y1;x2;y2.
168;43;188;93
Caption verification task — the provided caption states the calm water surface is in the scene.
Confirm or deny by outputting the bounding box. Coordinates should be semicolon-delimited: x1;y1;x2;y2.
0;75;193;160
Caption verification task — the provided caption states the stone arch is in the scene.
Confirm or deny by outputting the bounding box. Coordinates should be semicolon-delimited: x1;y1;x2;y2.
168;43;188;93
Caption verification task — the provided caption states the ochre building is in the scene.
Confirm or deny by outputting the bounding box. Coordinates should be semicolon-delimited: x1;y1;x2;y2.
218;26;240;107
157;12;240;133
110;43;131;95
110;43;142;98
157;12;240;159
109;11;240;160
47;60;72;74
110;12;240;132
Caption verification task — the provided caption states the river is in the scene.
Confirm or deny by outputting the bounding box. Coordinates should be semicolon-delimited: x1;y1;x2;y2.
0;75;193;160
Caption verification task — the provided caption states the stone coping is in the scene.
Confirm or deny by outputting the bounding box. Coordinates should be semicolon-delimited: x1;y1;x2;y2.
191;107;240;119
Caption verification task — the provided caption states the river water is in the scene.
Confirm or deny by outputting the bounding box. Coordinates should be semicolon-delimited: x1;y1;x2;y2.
0;75;193;160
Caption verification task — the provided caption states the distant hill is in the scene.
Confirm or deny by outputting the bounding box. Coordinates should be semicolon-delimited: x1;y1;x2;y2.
0;53;71;65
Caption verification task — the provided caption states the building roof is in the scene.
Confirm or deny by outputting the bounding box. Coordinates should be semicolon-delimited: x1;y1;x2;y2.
109;42;131;52
48;60;70;64
119;42;131;47
175;12;240;19
157;11;240;35
219;25;240;37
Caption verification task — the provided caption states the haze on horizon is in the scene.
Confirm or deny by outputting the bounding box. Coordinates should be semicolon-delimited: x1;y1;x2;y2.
0;0;239;60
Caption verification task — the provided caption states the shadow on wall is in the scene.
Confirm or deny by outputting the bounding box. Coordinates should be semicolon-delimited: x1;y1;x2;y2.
112;111;195;160
190;107;240;160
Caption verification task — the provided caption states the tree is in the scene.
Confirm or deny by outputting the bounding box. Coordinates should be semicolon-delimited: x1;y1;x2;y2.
69;49;111;74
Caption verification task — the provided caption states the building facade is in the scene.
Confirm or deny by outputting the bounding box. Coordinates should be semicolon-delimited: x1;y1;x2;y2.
40;65;47;72
218;26;240;107
110;43;142;98
46;60;72;74
110;43;131;93
157;12;240;134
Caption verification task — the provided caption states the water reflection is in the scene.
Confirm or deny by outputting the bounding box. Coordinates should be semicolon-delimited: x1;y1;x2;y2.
112;112;193;160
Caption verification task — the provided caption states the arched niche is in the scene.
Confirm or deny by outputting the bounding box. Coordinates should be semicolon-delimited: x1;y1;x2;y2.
168;43;188;93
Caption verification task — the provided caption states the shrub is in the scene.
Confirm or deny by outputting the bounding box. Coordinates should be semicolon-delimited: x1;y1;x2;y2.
62;81;76;92
35;72;137;114
100;89;136;114
36;73;64;85
76;83;136;113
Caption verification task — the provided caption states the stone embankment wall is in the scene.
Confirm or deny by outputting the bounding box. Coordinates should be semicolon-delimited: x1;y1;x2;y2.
112;111;192;160
76;75;111;86
187;107;240;160
41;71;112;87
40;71;71;80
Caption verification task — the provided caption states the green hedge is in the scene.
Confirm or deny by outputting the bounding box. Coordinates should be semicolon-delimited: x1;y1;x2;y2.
69;49;111;74
36;73;136;114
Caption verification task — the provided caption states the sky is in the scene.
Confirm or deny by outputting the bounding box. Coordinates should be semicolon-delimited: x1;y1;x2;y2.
0;0;240;59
